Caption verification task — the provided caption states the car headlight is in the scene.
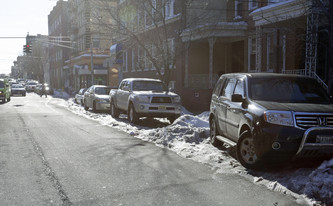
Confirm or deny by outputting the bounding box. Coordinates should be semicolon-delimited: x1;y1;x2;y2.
0;91;2;95
135;96;150;103
173;96;181;103
264;111;294;127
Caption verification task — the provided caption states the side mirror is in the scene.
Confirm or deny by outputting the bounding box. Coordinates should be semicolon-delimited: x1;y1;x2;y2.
169;88;175;93
231;94;244;103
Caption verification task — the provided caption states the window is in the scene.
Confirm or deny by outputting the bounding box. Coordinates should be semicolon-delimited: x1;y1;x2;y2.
137;47;143;71
248;37;256;71
151;44;156;70
213;78;224;96
164;0;176;19
234;80;244;98
235;0;243;19
132;49;136;72
167;38;175;69
123;50;128;72
249;0;258;10
222;78;237;99
267;35;274;72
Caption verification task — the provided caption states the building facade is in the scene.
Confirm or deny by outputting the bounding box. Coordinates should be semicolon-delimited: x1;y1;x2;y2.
48;0;70;90
114;0;330;112
65;0;117;91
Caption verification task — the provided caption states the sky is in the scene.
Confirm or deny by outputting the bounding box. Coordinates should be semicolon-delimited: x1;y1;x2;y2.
0;0;58;75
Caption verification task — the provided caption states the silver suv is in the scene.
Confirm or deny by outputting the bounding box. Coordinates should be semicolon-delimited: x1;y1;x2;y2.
109;78;181;123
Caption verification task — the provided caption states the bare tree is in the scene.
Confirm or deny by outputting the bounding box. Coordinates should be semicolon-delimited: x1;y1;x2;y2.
92;0;195;86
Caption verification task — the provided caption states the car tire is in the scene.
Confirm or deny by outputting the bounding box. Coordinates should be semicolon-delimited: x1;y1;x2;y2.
74;99;78;104
110;100;119;118
128;103;139;123
236;130;262;170
209;117;223;147
92;101;97;113
7;96;11;102
84;100;89;111
81;100;84;106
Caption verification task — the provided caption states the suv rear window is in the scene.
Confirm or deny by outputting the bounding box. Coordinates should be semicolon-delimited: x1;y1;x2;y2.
248;77;331;103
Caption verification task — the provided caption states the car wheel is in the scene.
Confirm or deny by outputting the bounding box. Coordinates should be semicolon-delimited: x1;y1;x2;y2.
92;101;97;113
210;117;223;147
81;100;84;106
236;130;261;169
7;96;11;102
74;98;78;104
110;100;119;118
84;100;89;111
128;103;139;123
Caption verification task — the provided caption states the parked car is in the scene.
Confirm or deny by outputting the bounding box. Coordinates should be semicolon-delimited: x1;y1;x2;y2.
109;78;181;124
75;88;87;105
26;81;38;92
209;73;333;169
0;78;11;103
84;85;112;112
11;84;26;96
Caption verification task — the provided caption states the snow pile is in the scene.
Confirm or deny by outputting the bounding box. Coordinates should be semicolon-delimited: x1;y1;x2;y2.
62;97;332;205
302;159;333;204
52;90;70;99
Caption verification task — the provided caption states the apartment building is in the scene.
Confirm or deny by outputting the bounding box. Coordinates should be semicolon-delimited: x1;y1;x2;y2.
65;0;117;91
250;0;330;90
48;0;70;90
112;0;331;111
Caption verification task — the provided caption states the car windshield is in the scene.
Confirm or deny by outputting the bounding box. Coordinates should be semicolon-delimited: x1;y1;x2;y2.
0;81;4;88
13;84;24;88
29;82;37;85
132;81;166;92
95;87;110;95
249;77;331;104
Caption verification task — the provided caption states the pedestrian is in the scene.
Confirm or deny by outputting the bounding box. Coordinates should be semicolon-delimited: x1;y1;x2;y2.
40;83;48;98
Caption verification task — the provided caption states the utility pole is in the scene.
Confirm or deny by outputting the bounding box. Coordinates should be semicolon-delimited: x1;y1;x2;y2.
91;39;94;86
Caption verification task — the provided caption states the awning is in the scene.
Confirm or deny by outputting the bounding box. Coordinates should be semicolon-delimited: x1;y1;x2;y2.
110;43;122;56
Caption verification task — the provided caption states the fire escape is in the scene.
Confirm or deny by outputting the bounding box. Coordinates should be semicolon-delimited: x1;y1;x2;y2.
305;0;329;90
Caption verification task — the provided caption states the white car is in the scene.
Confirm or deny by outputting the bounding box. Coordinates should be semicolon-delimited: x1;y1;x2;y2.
75;88;87;105
26;81;38;92
84;85;111;112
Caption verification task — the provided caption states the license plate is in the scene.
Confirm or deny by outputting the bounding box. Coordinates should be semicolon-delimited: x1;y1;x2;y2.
316;135;333;144
158;106;166;110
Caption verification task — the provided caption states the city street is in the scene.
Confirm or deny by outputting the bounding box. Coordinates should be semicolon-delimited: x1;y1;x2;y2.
0;93;303;206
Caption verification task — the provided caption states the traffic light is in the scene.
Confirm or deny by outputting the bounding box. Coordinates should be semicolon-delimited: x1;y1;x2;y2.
23;44;32;53
26;44;32;53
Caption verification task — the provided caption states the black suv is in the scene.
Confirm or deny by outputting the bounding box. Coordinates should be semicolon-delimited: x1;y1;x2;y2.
209;73;333;169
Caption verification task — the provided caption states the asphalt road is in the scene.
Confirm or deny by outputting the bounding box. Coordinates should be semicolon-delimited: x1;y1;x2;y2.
0;93;302;206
